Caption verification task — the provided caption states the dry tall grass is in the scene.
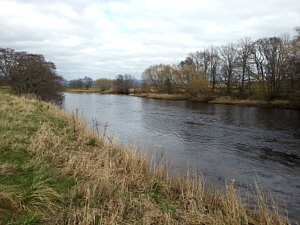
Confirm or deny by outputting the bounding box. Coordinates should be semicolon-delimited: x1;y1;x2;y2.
0;91;291;224
134;93;189;101
208;96;297;109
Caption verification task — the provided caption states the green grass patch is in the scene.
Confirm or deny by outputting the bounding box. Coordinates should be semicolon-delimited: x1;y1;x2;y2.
0;91;77;223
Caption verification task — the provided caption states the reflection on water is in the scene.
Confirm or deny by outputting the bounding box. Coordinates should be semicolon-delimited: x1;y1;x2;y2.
62;92;300;223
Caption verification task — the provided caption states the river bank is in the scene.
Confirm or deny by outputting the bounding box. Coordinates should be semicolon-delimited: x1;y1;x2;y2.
63;88;300;109
0;90;292;224
133;93;300;110
62;87;104;93
209;97;300;109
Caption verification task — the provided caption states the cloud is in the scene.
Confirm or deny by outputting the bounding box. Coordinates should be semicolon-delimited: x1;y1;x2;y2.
1;0;299;80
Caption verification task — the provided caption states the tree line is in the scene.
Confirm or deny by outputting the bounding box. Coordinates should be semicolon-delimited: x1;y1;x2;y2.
69;74;138;94
0;48;64;102
141;27;300;101
0;47;138;100
68;76;94;90
2;27;298;102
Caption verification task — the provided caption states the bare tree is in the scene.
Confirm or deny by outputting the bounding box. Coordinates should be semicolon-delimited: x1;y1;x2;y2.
69;78;84;89
254;36;291;99
82;76;93;89
113;74;136;94
237;37;255;95
219;43;239;95
285;28;300;93
187;48;220;93
187;50;208;74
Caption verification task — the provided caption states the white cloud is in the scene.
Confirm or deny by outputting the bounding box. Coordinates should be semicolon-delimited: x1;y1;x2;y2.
0;0;299;80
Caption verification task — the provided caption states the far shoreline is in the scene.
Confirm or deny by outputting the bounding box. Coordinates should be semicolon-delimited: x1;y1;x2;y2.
62;88;300;110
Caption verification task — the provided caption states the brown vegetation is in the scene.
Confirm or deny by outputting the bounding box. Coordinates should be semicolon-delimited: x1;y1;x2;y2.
133;93;189;101
209;96;300;109
0;90;291;224
63;87;102;93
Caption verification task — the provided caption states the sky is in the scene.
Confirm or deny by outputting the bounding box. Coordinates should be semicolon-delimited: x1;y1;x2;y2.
0;0;299;81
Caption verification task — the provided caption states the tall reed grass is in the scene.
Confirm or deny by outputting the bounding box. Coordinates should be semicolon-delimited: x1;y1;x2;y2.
0;90;291;224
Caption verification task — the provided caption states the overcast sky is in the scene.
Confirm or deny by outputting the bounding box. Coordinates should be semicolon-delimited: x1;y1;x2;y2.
1;0;299;80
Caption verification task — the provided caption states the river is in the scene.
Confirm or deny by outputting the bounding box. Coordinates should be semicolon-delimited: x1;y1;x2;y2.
62;92;300;223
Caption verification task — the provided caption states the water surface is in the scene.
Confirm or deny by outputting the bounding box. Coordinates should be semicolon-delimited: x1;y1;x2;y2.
62;92;300;223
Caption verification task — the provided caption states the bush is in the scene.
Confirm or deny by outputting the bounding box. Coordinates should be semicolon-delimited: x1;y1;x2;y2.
0;48;64;102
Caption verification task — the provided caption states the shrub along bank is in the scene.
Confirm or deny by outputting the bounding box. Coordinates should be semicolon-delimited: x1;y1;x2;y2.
0;90;290;224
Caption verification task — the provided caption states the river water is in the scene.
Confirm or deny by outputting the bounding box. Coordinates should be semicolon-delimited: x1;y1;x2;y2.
62;92;300;223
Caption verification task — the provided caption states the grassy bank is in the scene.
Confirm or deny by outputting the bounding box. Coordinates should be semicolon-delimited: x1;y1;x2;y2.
209;96;300;110
133;93;190;101
62;87;103;93
0;90;291;224
62;88;299;109
134;93;300;109
62;87;134;94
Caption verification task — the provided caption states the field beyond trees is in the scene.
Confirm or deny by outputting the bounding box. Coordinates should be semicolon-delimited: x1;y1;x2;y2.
0;90;292;224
